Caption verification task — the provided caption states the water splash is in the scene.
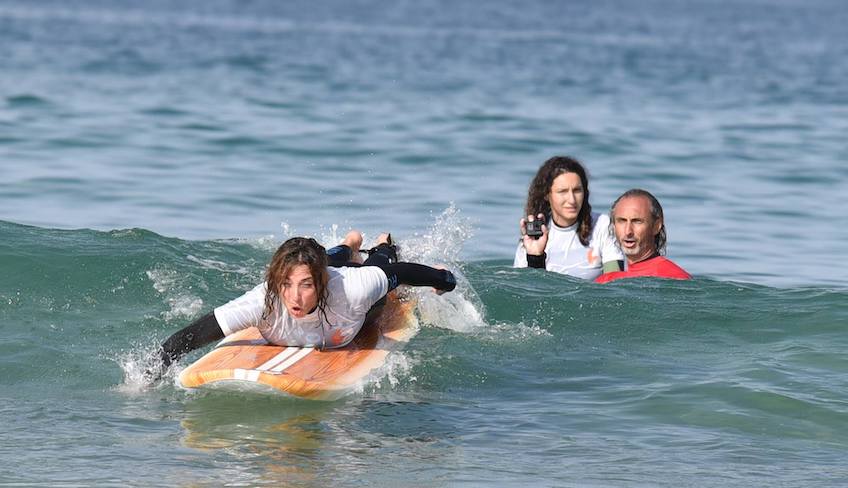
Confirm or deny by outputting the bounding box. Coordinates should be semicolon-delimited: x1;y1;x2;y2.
145;268;203;321
185;254;250;274
355;351;419;398
113;341;183;395
403;203;473;265
317;223;343;249
402;204;489;333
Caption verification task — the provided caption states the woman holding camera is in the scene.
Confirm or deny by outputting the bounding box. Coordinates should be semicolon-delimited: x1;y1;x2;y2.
514;156;623;280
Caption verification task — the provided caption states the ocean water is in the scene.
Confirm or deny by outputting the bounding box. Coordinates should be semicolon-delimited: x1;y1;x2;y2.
1;0;847;486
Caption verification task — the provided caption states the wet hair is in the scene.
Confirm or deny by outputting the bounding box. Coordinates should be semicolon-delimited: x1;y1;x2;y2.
524;155;593;246
610;189;667;255
264;237;330;320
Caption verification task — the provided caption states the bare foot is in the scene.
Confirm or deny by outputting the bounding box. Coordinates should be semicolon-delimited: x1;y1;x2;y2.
342;230;363;263
374;232;392;246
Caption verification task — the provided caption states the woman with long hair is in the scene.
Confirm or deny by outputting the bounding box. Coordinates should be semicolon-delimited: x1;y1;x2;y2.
152;231;455;378
514;155;623;279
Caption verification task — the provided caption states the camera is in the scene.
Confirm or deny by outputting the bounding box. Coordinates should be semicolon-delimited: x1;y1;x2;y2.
525;220;544;239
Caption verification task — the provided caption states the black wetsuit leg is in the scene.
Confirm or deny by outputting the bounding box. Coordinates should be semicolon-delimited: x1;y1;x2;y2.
362;243;397;267
326;244;353;267
361;243;398;307
329;243;455;305
327;243;396;268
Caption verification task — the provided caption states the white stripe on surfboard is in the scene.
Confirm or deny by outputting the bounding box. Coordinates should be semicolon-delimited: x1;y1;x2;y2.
231;347;314;382
234;369;261;382
255;347;300;372
270;347;313;373
217;337;267;347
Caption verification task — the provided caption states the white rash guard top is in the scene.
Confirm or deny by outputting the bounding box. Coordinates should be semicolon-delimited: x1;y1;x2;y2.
213;266;389;349
513;212;623;280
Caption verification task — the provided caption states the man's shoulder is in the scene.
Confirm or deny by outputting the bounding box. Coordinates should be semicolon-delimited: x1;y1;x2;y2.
594;256;691;283
594;271;621;284
649;256;691;279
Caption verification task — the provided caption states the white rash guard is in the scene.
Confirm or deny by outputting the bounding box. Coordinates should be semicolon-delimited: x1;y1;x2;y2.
513;212;623;280
214;265;389;349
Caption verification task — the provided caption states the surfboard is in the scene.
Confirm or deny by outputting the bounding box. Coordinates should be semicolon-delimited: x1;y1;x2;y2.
177;291;418;401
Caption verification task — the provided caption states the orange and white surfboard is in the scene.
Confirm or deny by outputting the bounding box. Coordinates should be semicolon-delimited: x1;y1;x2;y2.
178;292;418;400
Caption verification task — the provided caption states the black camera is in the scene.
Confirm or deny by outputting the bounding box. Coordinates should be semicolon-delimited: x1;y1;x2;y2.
525;220;544;239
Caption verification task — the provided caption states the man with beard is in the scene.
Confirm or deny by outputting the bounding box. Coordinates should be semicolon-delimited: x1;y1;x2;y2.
595;189;691;284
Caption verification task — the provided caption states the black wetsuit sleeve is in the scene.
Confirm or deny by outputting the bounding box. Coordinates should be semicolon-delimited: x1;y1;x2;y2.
159;311;224;368
378;262;457;292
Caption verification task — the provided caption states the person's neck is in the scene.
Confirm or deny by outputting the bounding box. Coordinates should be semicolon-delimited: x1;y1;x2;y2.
551;215;577;228
626;249;660;266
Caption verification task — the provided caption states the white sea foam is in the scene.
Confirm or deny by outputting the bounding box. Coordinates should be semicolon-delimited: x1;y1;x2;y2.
112;341;184;395
238;221;355;253
163;295;203;321
400;205;490;333
145;268;204;321
234;222;295;253
402;203;473;265
415;288;486;333
239;234;280;252
486;321;553;342
185;254;250;274
357;351;419;397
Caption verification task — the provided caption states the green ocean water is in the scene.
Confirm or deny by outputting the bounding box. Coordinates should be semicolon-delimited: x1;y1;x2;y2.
2;220;847;486
2;0;848;485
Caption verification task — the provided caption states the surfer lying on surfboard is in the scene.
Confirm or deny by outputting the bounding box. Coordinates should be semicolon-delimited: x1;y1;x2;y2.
147;231;456;382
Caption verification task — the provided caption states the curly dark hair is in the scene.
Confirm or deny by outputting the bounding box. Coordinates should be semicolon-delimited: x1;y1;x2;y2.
524;155;593;246
610;189;667;255
263;237;330;321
